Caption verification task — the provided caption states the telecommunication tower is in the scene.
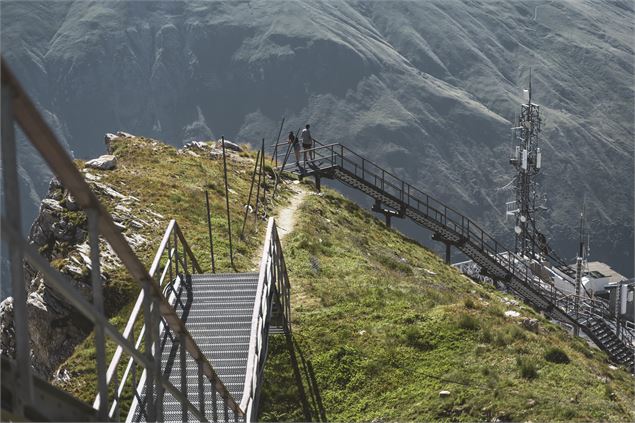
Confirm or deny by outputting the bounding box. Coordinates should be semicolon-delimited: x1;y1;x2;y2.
508;72;544;258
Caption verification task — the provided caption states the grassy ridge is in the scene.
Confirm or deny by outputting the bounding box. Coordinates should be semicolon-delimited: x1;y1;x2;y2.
259;189;634;422
52;136;292;406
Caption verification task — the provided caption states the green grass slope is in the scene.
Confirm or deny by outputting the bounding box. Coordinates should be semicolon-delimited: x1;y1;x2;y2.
259;189;634;422
52;136;293;406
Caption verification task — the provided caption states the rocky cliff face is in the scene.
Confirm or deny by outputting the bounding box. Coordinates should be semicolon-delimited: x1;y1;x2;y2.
0;148;152;379
1;0;632;275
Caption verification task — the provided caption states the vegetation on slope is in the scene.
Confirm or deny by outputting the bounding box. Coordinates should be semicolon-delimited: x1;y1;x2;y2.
259;188;634;422
52;136;293;407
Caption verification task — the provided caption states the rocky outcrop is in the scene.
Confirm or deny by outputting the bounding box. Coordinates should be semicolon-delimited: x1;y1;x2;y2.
0;161;152;379
85;154;117;170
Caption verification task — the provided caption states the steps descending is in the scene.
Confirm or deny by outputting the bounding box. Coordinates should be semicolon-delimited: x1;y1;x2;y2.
129;273;259;423
279;143;634;370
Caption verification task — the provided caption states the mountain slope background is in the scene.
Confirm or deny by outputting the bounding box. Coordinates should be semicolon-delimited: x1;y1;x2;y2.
1;0;633;276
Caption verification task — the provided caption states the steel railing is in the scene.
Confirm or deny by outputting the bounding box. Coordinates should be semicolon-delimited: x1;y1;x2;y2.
275;141;634;360
239;218;291;421
1;58;244;421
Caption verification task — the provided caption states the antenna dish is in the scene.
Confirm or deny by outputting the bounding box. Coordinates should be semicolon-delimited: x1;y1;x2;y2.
515;226;522;235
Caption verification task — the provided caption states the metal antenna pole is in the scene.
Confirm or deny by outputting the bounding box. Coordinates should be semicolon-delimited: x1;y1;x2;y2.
205;190;215;273
221;136;234;269
240;148;261;239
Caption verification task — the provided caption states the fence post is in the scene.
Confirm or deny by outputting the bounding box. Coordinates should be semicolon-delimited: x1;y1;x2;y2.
221;136;235;269
241;149;261;239
1;85;33;417
205;191;216;273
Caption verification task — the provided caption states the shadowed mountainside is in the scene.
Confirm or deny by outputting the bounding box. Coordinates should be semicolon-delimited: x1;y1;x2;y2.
1;0;633;276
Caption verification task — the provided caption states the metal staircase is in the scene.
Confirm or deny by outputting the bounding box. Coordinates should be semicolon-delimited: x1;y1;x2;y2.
275;141;634;369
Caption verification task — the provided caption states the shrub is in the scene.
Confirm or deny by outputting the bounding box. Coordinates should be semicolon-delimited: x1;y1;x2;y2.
402;326;434;351
457;313;480;331
516;356;538;379
463;297;476;309
544;347;570;364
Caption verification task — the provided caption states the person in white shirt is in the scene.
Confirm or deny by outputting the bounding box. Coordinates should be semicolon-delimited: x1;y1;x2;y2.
301;124;314;163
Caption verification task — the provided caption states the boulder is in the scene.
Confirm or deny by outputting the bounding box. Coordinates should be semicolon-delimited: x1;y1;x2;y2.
439;390;451;397
217;139;242;152
85;155;117;170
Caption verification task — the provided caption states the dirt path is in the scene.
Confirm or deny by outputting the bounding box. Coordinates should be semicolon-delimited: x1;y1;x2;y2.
275;182;307;242
251;182;307;269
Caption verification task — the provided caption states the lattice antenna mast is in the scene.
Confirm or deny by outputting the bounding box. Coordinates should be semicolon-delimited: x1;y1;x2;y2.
509;70;543;258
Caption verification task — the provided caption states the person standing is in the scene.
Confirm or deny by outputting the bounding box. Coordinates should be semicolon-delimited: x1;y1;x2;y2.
301;124;314;163
288;131;301;167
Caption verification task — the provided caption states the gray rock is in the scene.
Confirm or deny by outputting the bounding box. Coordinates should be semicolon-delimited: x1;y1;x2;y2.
85;154;117;170
0;297;16;357
439;390;451;397
521;318;540;333
217;139;242;152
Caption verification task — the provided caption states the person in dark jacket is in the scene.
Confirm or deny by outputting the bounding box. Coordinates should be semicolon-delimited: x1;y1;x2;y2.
288;131;300;167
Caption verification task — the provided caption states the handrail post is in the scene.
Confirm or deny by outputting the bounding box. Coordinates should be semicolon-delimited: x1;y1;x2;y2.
88;208;108;419
1;85;33;417
205;190;216;273
221;136;235;269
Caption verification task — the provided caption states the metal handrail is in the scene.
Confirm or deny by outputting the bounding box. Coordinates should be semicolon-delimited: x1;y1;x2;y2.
1;59;244;420
240;218;291;421
282;142;634;355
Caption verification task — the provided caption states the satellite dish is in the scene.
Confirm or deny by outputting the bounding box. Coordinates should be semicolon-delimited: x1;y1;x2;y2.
515;226;522;234
520;215;527;223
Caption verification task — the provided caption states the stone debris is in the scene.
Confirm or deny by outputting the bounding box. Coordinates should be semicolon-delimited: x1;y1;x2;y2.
85;154;117;170
501;297;519;306
82;172;101;182
504;310;520;318
439;390;451;397
521;318;540;332
424;269;437;275
124;232;148;249
41;198;63;212
90;181;126;199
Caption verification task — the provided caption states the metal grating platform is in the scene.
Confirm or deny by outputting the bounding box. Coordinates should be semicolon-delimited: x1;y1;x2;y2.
129;273;259;422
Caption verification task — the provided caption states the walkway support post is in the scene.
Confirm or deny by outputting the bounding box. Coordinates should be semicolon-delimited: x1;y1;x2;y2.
445;243;451;265
221;136;234;269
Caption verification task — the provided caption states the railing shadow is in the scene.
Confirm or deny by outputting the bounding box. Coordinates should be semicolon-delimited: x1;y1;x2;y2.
287;334;327;423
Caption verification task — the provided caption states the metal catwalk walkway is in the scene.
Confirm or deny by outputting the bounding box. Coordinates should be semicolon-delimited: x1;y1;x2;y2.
275;142;634;369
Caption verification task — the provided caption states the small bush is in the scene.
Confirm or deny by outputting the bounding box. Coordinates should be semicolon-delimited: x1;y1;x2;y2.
457;313;480;331
516;356;538;379
402;326;434;351
463;297;476;309
544;347;570;364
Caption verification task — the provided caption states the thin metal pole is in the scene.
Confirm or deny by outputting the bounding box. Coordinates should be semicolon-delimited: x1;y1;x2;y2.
271;117;285;166
180;333;188;422
211;383;218;422
253;142;265;226
88;208;108;419
221;136;234;269
204;191;215;273
197;362;205;418
1;86;33;417
143;280;156;422
153;297;164;422
240;148;261;239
